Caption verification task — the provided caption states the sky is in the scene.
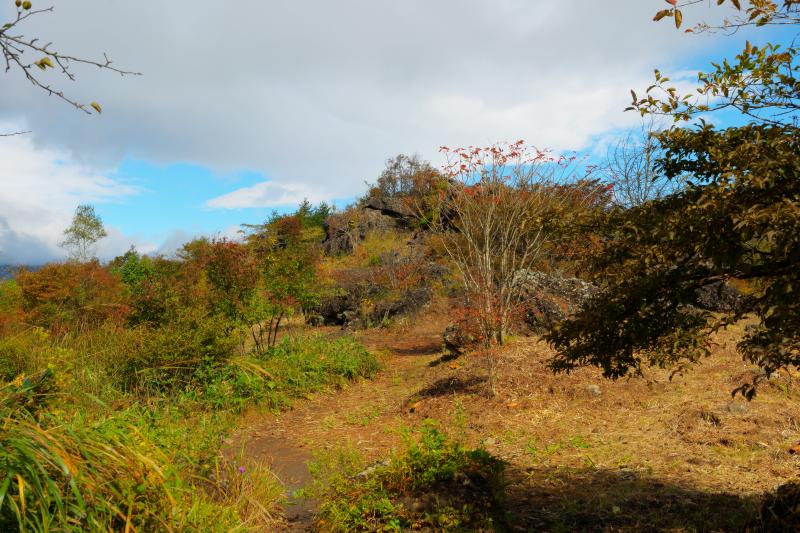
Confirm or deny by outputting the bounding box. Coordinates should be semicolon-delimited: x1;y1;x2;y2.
0;0;782;264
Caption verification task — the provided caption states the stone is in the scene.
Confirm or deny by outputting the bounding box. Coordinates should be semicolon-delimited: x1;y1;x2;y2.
694;280;753;313
585;384;602;397
511;269;598;334
726;402;749;415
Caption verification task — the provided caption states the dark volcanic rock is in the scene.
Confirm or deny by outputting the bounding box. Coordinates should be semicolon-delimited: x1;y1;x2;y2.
322;209;405;256
443;323;473;355
363;196;415;224
512;269;598;334
311;285;432;330
694;281;752;313
369;287;432;325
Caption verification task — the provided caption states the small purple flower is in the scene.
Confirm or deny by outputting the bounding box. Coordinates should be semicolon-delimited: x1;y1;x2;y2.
238;466;246;474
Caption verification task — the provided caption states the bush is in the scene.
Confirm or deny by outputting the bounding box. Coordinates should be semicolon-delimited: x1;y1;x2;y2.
15;261;129;336
315;420;506;532
262;334;380;397
118;312;239;395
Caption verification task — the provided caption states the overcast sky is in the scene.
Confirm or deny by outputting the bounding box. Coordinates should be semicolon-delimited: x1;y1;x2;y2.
0;0;758;263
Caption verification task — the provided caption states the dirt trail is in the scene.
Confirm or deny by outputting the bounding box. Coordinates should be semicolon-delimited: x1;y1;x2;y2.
224;309;800;531
225;307;450;531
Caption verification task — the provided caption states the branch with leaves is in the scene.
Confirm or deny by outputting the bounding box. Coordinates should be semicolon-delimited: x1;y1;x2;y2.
630;1;798;125
654;0;799;33
549;0;800;398
0;0;139;116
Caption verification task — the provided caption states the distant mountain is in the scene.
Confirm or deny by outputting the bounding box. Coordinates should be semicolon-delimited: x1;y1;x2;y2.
0;264;41;280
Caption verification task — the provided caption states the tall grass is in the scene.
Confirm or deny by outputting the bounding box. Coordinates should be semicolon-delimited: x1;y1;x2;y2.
0;372;176;531
0;330;379;531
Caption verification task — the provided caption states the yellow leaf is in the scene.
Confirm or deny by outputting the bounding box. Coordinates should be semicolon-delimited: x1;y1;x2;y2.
674;9;683;29
17;475;25;515
653;9;672;22
90;101;102;114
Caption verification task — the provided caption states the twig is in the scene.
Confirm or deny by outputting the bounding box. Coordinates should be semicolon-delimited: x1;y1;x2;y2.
1;3;140;114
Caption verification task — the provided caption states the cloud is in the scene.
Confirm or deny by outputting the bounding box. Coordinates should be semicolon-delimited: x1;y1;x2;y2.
206;181;330;209
0;125;145;263
155;230;194;258
0;0;739;201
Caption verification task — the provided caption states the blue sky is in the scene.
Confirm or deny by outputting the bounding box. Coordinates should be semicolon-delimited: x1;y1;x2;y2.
103;161;304;243
0;0;794;263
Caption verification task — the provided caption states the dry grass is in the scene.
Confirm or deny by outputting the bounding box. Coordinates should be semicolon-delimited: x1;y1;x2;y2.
231;304;799;530
403;320;799;530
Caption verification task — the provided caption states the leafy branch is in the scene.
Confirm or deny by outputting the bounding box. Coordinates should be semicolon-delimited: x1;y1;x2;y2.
630;1;799;125
654;0;800;33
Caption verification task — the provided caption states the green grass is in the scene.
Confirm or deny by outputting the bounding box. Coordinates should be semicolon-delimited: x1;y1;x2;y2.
0;330;379;531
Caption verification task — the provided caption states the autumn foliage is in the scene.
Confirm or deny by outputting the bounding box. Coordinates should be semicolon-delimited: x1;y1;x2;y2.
15;261;129;335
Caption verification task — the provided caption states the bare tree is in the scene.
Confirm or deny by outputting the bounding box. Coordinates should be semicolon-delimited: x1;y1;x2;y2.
436;141;602;394
1;0;139;134
603;119;674;208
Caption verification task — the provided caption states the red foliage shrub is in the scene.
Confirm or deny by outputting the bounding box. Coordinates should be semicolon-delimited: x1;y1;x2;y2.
15;261;129;335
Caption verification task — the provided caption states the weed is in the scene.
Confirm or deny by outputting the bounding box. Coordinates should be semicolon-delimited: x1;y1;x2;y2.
315;420;506;532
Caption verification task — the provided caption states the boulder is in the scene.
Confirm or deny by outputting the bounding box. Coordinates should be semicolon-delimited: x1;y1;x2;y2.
511;270;598;334
322;209;404;256
369;287;432;325
443;323;474;355
363;196;415;225
694;280;752;313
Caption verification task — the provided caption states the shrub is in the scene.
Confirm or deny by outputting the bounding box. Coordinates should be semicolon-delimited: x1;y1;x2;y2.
315;420;506;532
262;334;380;397
118;312;239;395
0;327;51;382
0;279;22;333
15;261;129;336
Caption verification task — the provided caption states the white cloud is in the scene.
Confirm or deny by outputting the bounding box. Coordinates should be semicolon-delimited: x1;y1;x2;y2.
0;0;754;260
206;182;330;209
0;125;146;263
0;0;742;200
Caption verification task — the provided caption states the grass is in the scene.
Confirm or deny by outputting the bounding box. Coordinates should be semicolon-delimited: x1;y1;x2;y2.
312;420;506;532
0;328;379;531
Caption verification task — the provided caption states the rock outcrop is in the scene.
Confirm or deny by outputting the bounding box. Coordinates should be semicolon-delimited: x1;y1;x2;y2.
694;280;752;313
511;269;598;334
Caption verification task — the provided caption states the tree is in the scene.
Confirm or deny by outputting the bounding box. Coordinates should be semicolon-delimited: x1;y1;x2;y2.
368;154;436;199
243;209;322;353
60;204;107;262
634;1;798;126
548;0;800;398
436;141;601;394
602;119;674;208
1;0;139;134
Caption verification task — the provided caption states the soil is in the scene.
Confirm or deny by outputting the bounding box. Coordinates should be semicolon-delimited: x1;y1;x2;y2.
225;301;800;531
